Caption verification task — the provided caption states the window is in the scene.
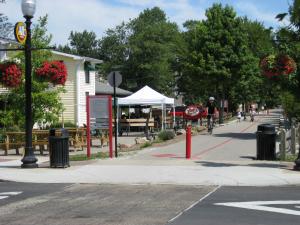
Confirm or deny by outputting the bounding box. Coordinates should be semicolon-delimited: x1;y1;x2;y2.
85;70;90;84
84;61;93;84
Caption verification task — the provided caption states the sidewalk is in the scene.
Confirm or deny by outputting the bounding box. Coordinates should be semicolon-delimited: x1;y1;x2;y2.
0;111;299;186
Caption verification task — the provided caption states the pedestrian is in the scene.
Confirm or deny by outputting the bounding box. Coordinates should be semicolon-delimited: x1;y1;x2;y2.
250;110;255;122
237;111;241;122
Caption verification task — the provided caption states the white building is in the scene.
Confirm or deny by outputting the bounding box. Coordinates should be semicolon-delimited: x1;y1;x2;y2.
51;51;102;126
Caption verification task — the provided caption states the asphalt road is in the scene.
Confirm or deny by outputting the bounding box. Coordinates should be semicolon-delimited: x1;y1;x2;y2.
1;181;300;225
169;186;300;225
0;181;214;225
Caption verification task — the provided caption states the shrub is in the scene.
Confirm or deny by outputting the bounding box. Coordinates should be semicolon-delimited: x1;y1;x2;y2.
141;142;152;148
50;121;77;128
158;130;175;141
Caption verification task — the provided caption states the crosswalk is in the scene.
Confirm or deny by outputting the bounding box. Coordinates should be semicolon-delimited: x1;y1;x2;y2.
0;192;22;200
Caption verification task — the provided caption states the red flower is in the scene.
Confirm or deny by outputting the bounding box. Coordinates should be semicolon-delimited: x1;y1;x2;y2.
35;61;67;85
0;62;22;88
260;54;296;78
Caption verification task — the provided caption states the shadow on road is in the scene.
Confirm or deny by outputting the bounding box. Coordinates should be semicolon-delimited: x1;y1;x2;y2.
213;132;256;140
195;161;288;168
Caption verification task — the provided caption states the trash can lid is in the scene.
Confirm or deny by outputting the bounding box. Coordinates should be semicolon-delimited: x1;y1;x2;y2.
49;128;69;137
60;128;69;137
257;124;275;132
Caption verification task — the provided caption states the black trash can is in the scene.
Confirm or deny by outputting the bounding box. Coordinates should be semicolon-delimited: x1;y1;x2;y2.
256;124;276;160
49;128;70;168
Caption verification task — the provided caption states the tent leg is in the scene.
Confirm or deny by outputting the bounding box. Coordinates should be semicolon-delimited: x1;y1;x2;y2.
173;105;175;129
161;104;164;130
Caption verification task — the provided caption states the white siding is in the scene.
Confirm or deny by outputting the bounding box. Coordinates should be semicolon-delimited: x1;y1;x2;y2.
77;64;96;126
51;55;77;124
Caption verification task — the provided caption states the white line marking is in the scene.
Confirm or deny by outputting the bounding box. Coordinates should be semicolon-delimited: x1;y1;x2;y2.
0;192;22;201
0;192;22;196
167;186;221;223
215;200;300;216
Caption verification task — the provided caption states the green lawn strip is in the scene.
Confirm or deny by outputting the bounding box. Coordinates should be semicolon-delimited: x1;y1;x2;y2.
282;154;297;162
70;152;109;161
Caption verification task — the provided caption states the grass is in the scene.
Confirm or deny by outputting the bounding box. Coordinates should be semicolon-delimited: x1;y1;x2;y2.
140;141;152;148
282;154;298;162
69;152;109;161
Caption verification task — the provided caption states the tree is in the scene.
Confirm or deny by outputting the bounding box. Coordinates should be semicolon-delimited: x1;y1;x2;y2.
179;4;256;117
59;30;99;58
125;7;181;94
238;18;276;110
98;7;182;94
0;0;13;38
0;16;65;130
97;22;131;79
274;0;300;119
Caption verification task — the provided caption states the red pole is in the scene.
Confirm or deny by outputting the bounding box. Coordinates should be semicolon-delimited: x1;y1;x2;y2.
108;95;113;158
186;125;191;159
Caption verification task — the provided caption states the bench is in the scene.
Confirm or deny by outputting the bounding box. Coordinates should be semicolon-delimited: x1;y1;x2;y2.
0;128;89;156
119;118;155;136
0;131;49;156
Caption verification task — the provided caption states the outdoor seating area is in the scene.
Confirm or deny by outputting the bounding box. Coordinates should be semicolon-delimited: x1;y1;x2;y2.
0;128;109;156
119;118;155;136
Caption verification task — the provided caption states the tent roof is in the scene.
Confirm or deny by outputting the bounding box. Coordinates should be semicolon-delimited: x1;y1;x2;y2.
118;85;174;105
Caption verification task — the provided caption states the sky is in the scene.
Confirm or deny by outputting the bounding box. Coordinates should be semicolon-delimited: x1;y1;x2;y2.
1;0;291;45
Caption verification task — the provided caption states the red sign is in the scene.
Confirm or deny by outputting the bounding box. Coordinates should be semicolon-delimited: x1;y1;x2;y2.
185;105;199;117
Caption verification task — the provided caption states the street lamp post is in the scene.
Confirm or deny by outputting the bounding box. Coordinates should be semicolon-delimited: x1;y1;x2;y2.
21;0;38;168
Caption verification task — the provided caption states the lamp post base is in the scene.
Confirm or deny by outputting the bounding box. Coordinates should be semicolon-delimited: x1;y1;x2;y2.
294;148;300;171
21;147;38;168
294;158;300;171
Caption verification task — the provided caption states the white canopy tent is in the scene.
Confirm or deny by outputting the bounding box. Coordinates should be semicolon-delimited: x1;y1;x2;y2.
117;85;175;130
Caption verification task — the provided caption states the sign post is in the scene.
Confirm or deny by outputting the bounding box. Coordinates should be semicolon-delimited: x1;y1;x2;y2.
107;71;122;158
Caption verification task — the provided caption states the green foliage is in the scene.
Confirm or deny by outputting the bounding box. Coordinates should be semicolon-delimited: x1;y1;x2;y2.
98;7;181;94
50;121;76;128
0;16;64;130
140;141;152;148
280;92;300;119
69;152;109;161
158;130;175;141
179;4;260;110
0;0;12;38
59;30;99;58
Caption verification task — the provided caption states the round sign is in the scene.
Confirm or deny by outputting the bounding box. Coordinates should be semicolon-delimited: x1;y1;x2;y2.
185;105;200;117
107;71;122;87
14;22;27;44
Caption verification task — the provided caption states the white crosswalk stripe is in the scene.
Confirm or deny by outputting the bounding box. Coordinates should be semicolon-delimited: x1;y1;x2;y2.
0;192;22;200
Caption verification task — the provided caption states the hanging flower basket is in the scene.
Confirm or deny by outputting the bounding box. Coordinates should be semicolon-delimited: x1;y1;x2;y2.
259;54;297;78
35;61;67;85
0;62;22;88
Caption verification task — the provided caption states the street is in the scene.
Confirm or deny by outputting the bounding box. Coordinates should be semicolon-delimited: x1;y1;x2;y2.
0;181;213;225
0;182;300;225
169;186;300;225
